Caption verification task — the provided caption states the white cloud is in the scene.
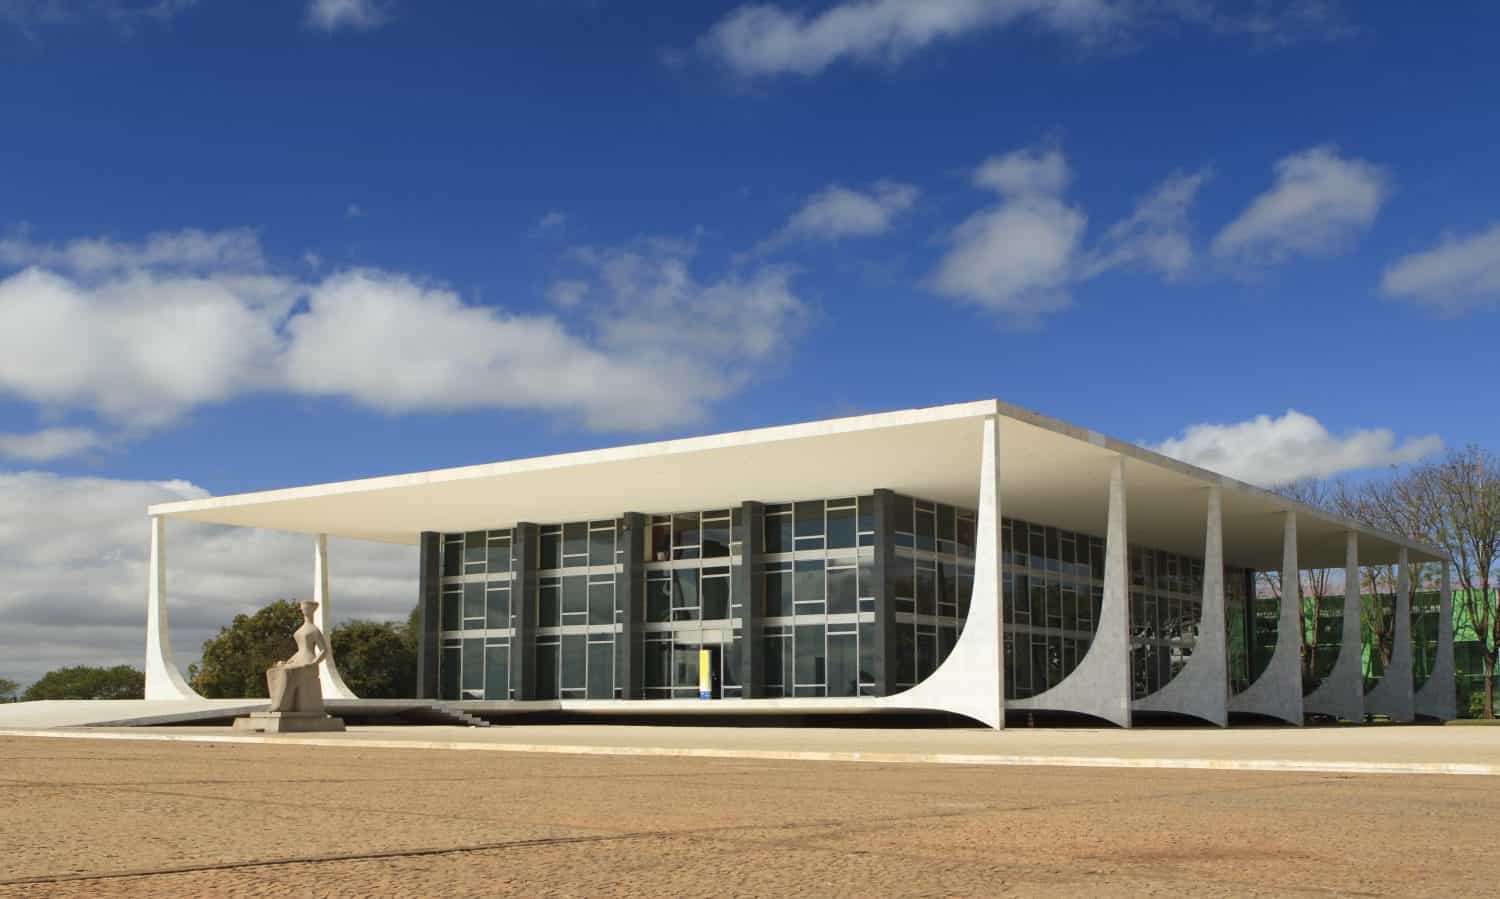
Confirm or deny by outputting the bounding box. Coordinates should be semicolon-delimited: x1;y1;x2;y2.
0;0;197;30
0;427;107;462
0;226;808;435
1381;223;1500;314
1211;145;1387;263
930;147;1086;320
306;0;390;31
536;211;567;232
1151;409;1442;487
0;470;416;688
547;278;589;308
698;0;1122;77
766;180;918;250
0;226;265;275
345;202;364;219
1083;168;1210;280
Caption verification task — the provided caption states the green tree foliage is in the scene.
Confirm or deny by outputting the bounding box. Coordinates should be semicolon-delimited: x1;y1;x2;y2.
330;614;418;698
190;600;302;698
21;665;144;701
0;677;20;702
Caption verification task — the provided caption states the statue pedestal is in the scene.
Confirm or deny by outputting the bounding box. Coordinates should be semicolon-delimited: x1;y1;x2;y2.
233;711;346;734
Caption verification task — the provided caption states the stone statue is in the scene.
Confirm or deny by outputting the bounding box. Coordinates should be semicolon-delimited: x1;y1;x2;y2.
233;600;345;733
267;600;331;712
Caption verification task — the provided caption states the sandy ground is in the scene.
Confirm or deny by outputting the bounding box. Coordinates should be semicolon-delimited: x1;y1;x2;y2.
1;734;1496;898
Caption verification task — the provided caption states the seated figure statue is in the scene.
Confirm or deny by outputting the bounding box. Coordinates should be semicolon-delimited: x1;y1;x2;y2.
234;599;345;732
267;600;331;713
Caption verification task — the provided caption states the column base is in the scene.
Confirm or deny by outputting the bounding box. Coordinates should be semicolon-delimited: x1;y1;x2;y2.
232;712;346;733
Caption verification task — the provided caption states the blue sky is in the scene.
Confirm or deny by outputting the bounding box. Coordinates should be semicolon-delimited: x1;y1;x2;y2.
1;0;1498;683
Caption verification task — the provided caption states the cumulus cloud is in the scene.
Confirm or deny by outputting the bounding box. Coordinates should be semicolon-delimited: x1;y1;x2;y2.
929;146;1086;320
0;225;807;440
698;0;1122;77
306;0;390;31
1211;145;1387;263
1151;409;1442;487
764;180;918;250
0;471;416;688
536;211;567;232
1083;168;1211;280
547;278;589;308
0;0;197;30
1381;223;1500;314
0;226;265;275
0;427;108;462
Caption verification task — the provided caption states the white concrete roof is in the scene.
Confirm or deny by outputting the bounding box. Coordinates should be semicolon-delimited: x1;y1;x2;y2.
149;399;1445;571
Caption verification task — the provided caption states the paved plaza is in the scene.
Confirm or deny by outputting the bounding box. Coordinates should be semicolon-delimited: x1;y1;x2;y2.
2;727;1499;896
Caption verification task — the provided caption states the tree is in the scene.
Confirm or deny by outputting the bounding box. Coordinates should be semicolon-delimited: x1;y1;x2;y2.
0;677;19;702
1419;447;1500;718
330;612;417;698
21;665;144;701
191;600;302;698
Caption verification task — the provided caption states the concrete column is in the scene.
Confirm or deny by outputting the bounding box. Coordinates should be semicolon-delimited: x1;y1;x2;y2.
1009;455;1133;727
1133;486;1228;725
1415;562;1457;720
143;515;201;701
734;502;766;697
619;513;645;699
1305;531;1365;722
510;522;539;701
871;489;899;697
312;535;358;700
415;531;441;699
1229;511;1304;724
886;414;1004;728
1365;548;1415;721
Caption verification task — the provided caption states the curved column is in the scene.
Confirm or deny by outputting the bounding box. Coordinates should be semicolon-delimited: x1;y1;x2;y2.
1134;486;1228;726
1364;547;1414;721
313;534;358;700
883;414;1004;729
1229;511;1304;725
143;515;201;701
1415;563;1457;720
1304;531;1364;722
1008;455;1132;727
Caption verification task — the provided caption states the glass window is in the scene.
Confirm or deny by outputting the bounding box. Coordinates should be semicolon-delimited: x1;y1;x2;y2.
892;495;913;535
441;587;461;631
646;575;671;623
561;635;586;691
765;512;792;554
650;523;671;562
702;573;730;620
858;496;876;536
915;507;935;551
645;640;670;689
702;516;730;558
485;586;509;629
589;580;613;625
673;568;699;619
828;630;857;697
535;641;558;699
486;537;510;574
562;575;587;620
440;645;460;700
484;643;508;699
795;501;825;538
673;513;700;549
916;565;936;617
539;530;561;570
462;638;484;698
589;527;613;567
587;640;613;699
563;522;588;562
827;505;856;549
796;624;825;690
795;559;825;611
828;566;856;614
765;566;792;617
937;505;956;543
859;622;877;692
538;580;560;628
442;537;463;578
463;582;485;627
465;532;487;573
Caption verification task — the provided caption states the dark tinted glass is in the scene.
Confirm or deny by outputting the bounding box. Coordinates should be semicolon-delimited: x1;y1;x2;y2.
463;582;485;624
647;578;670;622
702;517;730;558
486;587;509;628
539;531;561;570
796;624;825;687
827;506;856;549
766;569;792;617
587;641;613;698
702;575;729;619
828;566;856;614
589;528;613;566
561;635;586;690
827;631;857;697
562;576;587;615
765;514;792;554
589;581;613;625
795;501;825;538
484;644;508;699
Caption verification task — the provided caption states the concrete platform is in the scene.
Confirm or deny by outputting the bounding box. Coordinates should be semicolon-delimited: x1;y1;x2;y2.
3;722;1497;777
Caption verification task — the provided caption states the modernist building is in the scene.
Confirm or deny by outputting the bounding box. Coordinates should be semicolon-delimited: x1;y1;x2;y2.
143;400;1456;727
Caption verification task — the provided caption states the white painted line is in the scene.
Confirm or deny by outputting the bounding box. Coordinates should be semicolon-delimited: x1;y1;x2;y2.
1;728;1493;777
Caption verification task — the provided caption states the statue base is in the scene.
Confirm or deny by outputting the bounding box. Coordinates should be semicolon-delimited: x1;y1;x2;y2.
233;711;346;734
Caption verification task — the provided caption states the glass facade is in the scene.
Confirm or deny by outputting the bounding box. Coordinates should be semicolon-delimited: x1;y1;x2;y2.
432;492;1249;707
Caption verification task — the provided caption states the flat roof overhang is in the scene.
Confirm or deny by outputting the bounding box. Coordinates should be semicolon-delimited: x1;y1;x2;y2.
149;400;1446;572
